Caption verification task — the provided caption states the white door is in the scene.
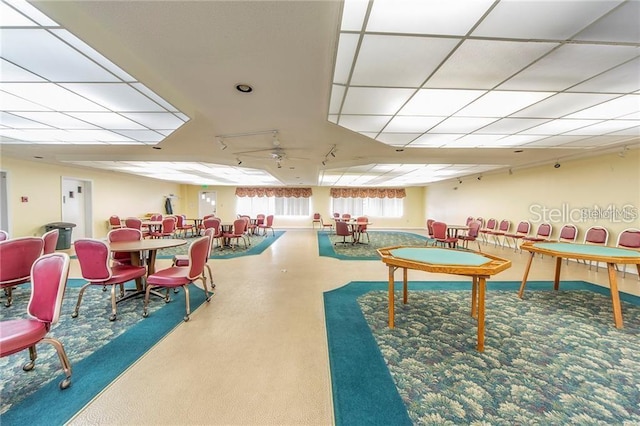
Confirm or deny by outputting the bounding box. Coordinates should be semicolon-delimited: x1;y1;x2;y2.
61;177;93;241
0;171;8;233
199;191;217;217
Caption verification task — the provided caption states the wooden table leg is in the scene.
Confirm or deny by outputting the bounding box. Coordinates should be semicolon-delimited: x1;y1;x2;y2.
553;256;562;290
477;277;486;352
518;252;535;298
607;262;623;328
403;267;408;304
471;276;478;319
388;265;395;329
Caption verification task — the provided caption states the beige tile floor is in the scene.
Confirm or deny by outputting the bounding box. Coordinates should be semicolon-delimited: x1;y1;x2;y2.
66;229;639;425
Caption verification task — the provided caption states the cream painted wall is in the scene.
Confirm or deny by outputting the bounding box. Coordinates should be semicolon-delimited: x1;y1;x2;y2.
426;150;640;245
1;157;183;238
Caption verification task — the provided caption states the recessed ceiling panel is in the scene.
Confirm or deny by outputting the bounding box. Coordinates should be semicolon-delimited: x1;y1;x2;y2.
568;58;640;94
0;29;120;82
564;120;640;136
340;0;368;31
574;1;640;43
398;89;486;116
513;93;620;119
426;40;558;89
472;0;621;39
0;59;46;82
522;119;604;135
67;112;147;130
115;130;165;142
446;134;501;148
455;91;554;117
2;83;107;111
474;118;550;134
0;112;50;129
384;115;444;133
61;83;166;112
0;2;37;26
523;135;587;147
350;35;459;87
429;117;497;133
329;85;345;115
12;111;99;129
121;112;186;129
499;44;639;91
565;95;640;119
333;33;359;85
375;133;421;145
366;0;494;35
337;115;391;132
341;87;414;115
408;133;461;147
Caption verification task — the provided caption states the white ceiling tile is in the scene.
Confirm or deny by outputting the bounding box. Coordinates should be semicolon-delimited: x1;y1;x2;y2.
568;58;640;94
474;118;550;134
455;91;554;117
61;129;136;142
398;89;486;116
329;85;346;115
366;0;494;35
384;116;444;133
115;129;165;142
12;111;98;129
340;0;368;31
513;93;620;118
608;125;640;136
120;112;186;129
2;83;107;111
341;87;414;114
0;59;46;82
426;39;558;89
130;83;180;112
327;115;338;124
350;35;459;87
61;83;167;112
499;44;639;91
492;134;546;146
429;117;497;133
0;90;50;111
448;134;502;147
0;2;38;26
472;0;622;39
0;29;119;82
565;95;640;119
574;1;640;43
337;115;391;132
5;0;58;26
333;33;359;85
564;120;640;136
559;135;634;148
375;133;421;145
67;112;147;130
409;133;461;147
521;119;604;135
0;112;50;129
522;135;588;147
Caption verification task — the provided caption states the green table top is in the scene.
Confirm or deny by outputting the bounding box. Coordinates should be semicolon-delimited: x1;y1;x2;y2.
389;247;491;266
534;242;640;258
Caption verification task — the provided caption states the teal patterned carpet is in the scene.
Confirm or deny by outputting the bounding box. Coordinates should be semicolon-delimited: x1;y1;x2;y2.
317;230;431;260
0;279;208;424
325;281;640;425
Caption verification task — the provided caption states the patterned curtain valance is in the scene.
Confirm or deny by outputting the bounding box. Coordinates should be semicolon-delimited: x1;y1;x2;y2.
235;187;312;198
329;187;406;199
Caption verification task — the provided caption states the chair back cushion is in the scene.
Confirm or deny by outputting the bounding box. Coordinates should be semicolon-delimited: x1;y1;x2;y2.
335;221;350;236
559;225;577;241
187;236;210;280
467;221;481;238
108;228;142;263
42;229;59;255
232;218;246;235
109;215;121;226
485;219;497;230
516;221;530;234
538;223;552;238
74;239;112;281
432;221;448;239
617;228;640;248
585;227;608;244
0;237;44;286
125;217;142;230
28;253;70;325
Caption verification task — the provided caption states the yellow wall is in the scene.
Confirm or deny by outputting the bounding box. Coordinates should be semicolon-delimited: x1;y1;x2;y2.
426;150;640;245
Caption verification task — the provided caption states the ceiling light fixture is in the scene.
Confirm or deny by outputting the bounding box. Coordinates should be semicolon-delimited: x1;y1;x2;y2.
235;84;253;93
322;160;326;166
554;162;561;169
457;178;462;184
236;158;242;165
322;144;337;166
152;146;162;150
477;175;482;181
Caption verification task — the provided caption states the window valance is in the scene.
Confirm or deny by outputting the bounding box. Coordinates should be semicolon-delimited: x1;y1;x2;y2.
330;187;406;199
235;187;312;198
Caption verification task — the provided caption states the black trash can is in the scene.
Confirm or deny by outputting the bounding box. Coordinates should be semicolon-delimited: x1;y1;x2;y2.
45;222;76;250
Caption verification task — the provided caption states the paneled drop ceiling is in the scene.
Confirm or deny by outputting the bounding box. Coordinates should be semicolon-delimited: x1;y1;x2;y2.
0;0;638;187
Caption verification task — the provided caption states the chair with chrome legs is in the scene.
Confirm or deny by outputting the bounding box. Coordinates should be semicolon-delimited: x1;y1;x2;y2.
0;253;73;389
172;228;216;290
0;237;44;307
144;235;212;322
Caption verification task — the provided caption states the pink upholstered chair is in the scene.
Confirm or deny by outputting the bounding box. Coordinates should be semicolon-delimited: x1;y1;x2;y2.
73;238;147;321
223;219;248;249
0;253;72;389
334;220;353;245
459;220;482;252
172;228;216;289
149;217;177;239
312;213;321;228
479;218;497;244
0;230;8;241
108;215;123;230
124;217;150;238
355;216;370;243
583;226;609;271
42;228;59;254
320;216;334;232
487;219;511;247
503;221;531;252
0;237;44;307
522;223;553;243
558;224;578;243
202;217;223;248
258;214;275;237
432;221;458;248
426;219;435;243
616;228;640;278
144;235;212;322
176;214;194;238
107;228;143;266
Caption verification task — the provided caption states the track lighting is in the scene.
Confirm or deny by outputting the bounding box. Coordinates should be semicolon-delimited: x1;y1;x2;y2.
236;158;242;165
322;161;326;166
477;175;482;181
457;178;462;184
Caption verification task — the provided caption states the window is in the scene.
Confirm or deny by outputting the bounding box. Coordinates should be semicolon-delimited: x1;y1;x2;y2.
331;197;403;217
236;196;310;217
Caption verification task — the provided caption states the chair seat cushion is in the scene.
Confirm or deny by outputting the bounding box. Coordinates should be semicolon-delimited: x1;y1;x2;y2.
0;319;47;357
147;267;190;287
90;264;146;285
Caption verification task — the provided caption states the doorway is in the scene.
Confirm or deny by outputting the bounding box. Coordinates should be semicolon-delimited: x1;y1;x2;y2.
199;191;217;218
61;177;93;241
0;171;8;232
